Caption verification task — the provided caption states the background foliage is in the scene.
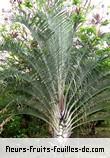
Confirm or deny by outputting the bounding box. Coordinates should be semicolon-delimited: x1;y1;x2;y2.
0;0;110;137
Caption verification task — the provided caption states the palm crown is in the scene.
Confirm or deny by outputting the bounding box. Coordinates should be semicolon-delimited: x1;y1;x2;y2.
0;0;110;137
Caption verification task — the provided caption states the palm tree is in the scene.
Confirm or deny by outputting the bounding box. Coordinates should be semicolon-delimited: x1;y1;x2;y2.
0;0;110;138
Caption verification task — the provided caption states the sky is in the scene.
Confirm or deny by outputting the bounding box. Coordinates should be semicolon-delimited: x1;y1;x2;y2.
0;0;11;11
91;0;110;5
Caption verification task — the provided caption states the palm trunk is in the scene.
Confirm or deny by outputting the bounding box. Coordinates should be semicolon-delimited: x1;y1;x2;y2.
53;117;71;138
